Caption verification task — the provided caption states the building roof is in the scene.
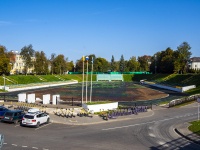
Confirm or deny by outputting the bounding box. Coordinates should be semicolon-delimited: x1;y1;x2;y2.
190;57;200;62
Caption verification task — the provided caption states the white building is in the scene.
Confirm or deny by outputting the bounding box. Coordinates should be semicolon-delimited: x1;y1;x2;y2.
10;51;35;74
189;57;200;70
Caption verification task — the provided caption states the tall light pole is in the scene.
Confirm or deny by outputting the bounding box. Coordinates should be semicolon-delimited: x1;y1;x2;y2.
82;56;85;105
155;55;157;74
3;74;5;91
90;57;93;103
85;56;89;103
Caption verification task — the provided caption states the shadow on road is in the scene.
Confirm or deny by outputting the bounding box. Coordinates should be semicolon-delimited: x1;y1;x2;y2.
150;133;200;150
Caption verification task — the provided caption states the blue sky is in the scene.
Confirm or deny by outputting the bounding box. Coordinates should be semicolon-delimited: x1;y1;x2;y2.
0;0;200;62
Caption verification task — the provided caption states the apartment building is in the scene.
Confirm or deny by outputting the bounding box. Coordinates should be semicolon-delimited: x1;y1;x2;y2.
10;51;35;75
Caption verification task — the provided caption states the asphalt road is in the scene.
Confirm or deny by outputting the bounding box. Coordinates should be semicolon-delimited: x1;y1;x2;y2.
1;104;200;150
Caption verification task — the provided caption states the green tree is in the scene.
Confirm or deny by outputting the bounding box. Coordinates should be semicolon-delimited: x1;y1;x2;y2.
119;55;125;73
138;55;151;71
34;51;49;75
110;55;117;72
159;48;175;73
127;56;140;72
175;42;192;74
0;45;11;75
53;54;67;74
20;44;35;75
94;57;109;72
50;53;56;75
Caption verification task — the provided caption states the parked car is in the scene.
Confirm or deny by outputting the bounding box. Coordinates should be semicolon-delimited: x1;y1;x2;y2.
1;110;25;124
21;109;50;128
0;106;9;119
0;134;4;149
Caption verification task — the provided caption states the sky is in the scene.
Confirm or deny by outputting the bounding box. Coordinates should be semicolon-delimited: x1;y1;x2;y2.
0;0;200;62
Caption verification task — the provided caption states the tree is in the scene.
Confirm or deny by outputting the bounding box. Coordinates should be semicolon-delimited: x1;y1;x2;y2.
53;54;67;74
34;51;49;75
175;42;192;74
0;45;11;75
119;55;125;73
93;57;109;72
159;48;175;73
20;44;35;75
110;55;117;72
138;55;151;71
50;53;56;75
126;56;140;72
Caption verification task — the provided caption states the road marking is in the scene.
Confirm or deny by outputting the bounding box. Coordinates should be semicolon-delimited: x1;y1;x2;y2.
3;143;7;144
149;133;156;137
43;148;49;150
102;113;196;131
12;144;18;146
32;147;39;149
69;120;78;122
157;141;169;147
35;123;52;130
22;145;28;147
15;124;20;127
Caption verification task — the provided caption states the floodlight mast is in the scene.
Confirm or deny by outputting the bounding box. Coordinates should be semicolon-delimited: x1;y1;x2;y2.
82;56;85;105
90;57;93;103
85;56;89;103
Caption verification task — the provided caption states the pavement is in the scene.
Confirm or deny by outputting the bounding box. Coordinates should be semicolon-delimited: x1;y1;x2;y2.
47;104;200;146
1;101;200;146
174;122;200;145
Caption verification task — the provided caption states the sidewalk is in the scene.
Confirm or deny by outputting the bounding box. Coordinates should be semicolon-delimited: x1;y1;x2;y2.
48;109;154;125
175;122;200;145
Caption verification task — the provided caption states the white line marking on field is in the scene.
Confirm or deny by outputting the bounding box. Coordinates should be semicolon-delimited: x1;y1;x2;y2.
12;144;18;146
22;145;28;148
35;123;52;130
32;147;39;149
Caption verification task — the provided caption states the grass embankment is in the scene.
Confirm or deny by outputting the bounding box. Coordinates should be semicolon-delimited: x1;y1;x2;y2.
0;74;200;94
188;120;200;136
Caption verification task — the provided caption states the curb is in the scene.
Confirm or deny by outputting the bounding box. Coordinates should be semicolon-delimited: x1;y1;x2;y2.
174;128;200;145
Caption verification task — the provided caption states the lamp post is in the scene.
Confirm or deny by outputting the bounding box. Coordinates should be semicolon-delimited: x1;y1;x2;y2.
155;55;157;74
90;57;93;103
82;56;85;105
85;56;89;103
3;74;5;91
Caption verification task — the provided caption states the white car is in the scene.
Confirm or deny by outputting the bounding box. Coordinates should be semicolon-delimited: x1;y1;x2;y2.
21;109;50;128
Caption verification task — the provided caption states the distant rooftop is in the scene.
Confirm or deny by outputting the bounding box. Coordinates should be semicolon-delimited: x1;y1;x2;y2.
190;57;200;62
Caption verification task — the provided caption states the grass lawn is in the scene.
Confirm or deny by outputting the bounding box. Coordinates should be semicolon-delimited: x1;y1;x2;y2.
188;120;200;135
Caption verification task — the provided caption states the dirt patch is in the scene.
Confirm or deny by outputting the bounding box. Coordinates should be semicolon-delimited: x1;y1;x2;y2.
28;82;168;102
